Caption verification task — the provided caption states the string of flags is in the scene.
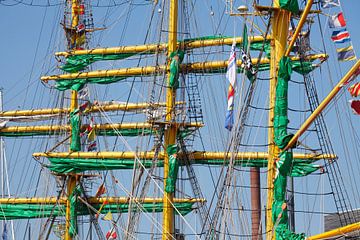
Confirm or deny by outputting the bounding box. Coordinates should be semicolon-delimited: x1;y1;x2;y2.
224;41;237;131
322;0;356;62
348;82;360;114
224;24;255;131
321;0;360;114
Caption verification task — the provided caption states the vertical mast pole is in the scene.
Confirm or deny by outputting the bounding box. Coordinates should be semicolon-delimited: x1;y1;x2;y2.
162;0;178;239
266;1;290;239
65;1;79;239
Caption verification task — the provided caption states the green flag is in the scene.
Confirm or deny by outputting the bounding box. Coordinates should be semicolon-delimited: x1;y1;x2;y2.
242;24;248;51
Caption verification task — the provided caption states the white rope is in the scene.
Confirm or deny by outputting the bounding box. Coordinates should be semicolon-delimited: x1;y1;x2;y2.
98;107;201;239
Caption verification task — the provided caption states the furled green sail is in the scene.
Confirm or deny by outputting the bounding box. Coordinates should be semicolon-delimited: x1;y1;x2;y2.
45;156;319;174
70;109;81;152
272;56;305;240
0;202;194;220
165;144;179;193
55;76;127;91
0;128;156;138
279;0;299;14
68;185;81;237
274;56;294;149
61;53;138;73
169;51;185;89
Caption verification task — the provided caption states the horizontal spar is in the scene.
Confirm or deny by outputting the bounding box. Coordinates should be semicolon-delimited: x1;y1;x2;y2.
0;122;202;136
308;221;360;240
41;54;327;81
55;36;269;56
0;197;205;205
32;151;336;160
0;101;185;118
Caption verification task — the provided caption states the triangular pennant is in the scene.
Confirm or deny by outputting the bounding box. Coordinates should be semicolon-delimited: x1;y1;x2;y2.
103;211;113;221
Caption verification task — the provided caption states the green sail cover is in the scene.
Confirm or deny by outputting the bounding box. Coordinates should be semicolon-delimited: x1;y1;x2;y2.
272;152;305;240
182;35;228;42
97;128;156;137
0;128;156;138
46;156;319;175
46;158;164;173
68;185;81;237
61;53;138;73
0;202;194;220
0;204;64;220
290;163;320;177
274;56;294;149
291;61;315;75
0;132;60;137
189;60;314;75
70;109;81;152
273;56;305;239
169;51;185;89
55;76;127;91
279;0;299;14
165;144;179;193
249;41;271;58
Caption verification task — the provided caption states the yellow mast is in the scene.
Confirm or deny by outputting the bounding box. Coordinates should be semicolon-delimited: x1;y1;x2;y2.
266;1;291;239
162;0;178;238
65;0;80;239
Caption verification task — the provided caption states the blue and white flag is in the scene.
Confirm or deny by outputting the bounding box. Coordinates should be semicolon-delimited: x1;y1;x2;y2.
321;0;340;8
224;42;237;131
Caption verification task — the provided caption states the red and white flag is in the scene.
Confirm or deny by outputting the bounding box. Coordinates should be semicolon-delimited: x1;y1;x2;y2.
329;12;346;28
348;82;360;97
350;100;360;115
106;230;117;239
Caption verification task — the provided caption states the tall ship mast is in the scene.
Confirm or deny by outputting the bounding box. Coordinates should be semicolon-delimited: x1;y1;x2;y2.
0;0;360;239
